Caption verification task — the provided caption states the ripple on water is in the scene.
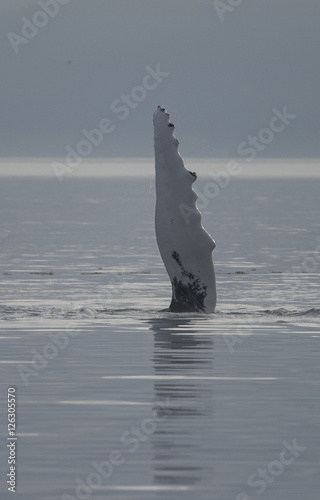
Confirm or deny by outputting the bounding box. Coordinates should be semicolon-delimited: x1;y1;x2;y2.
1;304;320;323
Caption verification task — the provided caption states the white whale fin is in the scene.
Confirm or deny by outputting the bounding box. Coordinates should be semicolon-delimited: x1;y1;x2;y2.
153;106;217;313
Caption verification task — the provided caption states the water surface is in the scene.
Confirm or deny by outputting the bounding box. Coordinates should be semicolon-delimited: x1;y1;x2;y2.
0;162;319;499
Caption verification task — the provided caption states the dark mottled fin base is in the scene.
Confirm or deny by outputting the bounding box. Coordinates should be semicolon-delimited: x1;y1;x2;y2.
169;299;204;313
170;277;207;313
169;251;207;312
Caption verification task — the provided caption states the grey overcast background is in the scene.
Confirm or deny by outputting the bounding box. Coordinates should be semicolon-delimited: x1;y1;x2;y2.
1;0;319;159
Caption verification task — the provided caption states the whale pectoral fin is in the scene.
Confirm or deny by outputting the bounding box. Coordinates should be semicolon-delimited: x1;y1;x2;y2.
154;107;217;313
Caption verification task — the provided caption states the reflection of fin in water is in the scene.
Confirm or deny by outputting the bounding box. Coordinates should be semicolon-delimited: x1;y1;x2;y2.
153;107;217;313
147;317;214;487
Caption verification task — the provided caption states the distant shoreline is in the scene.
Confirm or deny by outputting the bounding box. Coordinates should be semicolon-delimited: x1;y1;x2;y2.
0;158;319;178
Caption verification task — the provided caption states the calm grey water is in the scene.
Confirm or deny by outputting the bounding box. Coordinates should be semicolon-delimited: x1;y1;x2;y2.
0;166;319;499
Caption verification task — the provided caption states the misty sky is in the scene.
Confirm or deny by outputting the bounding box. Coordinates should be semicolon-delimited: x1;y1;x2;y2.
1;0;319;159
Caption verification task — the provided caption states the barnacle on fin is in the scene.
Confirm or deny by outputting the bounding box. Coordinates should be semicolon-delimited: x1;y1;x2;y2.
189;171;197;179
